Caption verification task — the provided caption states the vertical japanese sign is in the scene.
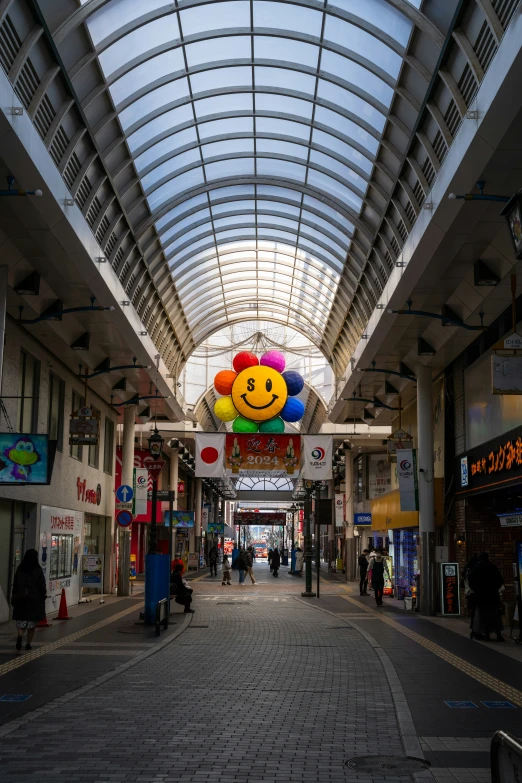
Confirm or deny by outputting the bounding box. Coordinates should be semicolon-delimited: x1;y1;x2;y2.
397;449;419;511
441;563;460;615
133;468;148;516
334;494;345;525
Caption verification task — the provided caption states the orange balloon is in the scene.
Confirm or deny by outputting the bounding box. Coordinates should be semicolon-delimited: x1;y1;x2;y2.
214;370;237;395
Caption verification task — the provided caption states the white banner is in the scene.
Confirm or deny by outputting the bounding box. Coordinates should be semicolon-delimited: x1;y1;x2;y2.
133;468;148;515
334;493;345;525
368;454;391;499
301;435;333;480
195;433;225;477
397;449;419;512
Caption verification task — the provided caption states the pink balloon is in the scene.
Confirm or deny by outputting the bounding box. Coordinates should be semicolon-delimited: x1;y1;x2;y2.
260;350;286;373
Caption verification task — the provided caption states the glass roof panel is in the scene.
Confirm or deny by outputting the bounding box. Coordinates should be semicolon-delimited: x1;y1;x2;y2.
77;0;429;347
98;17;180;77
180;1;250;36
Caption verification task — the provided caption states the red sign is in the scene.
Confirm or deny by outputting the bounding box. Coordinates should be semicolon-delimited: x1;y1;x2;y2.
77;477;101;505
147;460;166;482
116;509;133;527
178;480;185;494
115;448;163;524
234;511;286;525
226;434;300;474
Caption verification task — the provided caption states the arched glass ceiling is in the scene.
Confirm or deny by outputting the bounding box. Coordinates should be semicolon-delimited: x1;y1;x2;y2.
76;0;426;346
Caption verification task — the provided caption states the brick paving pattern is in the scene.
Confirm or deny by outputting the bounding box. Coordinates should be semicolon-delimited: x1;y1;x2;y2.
0;590;413;783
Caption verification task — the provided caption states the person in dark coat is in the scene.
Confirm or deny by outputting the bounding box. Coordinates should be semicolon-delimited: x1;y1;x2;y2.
468;552;504;641
11;549;46;651
358;549;370;595
463;553;479;637
268;548;274;571
271;548;281;577
368;553;385;606
235;549;247;585
170;564;194;613
208;545;218;577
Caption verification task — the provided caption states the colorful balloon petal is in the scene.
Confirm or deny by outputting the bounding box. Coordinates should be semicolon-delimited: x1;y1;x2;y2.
232;416;258;433
214;369;237;396
259;417;285;434
233;352;259;373
282;370;304;396
260;350;285;373
214;396;237;422
280;397;305;422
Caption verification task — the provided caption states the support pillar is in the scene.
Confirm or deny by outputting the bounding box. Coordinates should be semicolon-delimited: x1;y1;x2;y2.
302;487;316;598
194;478;202;569
417;364;436;616
0;266;7;395
169;447;178;564
344;449;355;581
327;479;335;570
117;405;136;596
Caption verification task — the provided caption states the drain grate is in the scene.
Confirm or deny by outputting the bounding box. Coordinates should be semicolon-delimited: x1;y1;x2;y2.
346;756;430;773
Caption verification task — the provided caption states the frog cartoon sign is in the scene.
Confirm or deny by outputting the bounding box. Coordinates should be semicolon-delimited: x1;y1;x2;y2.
0;433;49;484
213;351;305;433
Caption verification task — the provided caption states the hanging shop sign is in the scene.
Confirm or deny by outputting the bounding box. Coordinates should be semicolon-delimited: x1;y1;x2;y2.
208;521;225;536
178;480;186;495
69;406;100;446
164;510;195;528
213;350;305;433
491;354;522;395
234;511;286;525
456;423;522;494
497;513;522;528
387;428;413;463
354;513;372;526
441;563;460;616
334;494;345;525
133;468;148;515
301;435;333;480
397;449;418;512
225;433;301;476
0;433;49;484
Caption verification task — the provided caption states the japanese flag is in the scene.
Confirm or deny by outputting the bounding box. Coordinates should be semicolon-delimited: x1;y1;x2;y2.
195;433;225;477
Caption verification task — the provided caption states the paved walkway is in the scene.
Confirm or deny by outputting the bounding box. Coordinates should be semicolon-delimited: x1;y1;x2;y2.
0;561;519;782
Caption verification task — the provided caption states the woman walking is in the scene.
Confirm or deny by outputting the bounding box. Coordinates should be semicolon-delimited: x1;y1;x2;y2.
468;552;504;641
11;549;46;651
368;552;385;606
271;547;281;577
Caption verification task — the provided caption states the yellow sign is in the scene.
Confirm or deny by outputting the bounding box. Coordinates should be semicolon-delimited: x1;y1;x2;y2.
371;479;444;530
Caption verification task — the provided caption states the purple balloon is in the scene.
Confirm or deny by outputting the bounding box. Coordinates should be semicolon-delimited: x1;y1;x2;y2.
260;350;286;373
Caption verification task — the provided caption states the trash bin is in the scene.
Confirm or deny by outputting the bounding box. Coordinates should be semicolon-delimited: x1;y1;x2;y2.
404;596;413;611
336;558;343;571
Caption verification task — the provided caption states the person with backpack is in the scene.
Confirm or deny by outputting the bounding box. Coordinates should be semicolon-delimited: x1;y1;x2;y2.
368;552;386;606
11;549;46;651
235;549;248;585
271;547;281;577
221;554;232;586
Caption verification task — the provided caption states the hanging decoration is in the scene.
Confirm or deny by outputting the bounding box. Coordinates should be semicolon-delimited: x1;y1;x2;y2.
213;351;305;433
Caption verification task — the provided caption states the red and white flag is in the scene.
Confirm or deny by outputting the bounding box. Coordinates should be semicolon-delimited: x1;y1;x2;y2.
195;433;225;477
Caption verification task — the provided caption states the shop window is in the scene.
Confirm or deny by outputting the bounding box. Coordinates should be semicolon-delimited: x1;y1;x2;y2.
88;406;100;468
48;373;65;451
70;390;84;461
103;417;114;475
50;533;73;579
18;351;40;432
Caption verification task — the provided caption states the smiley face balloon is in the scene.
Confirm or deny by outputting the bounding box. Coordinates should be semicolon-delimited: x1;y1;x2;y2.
213;351;305;432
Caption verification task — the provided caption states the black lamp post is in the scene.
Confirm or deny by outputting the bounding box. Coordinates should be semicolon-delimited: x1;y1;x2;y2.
147;428;164;555
289;503;296;572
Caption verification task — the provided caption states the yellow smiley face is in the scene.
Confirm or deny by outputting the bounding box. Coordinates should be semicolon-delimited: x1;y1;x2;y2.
231;365;288;421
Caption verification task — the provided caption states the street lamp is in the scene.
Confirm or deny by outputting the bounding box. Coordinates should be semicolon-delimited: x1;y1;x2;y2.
301;481;316;598
147;428;164;555
289;503;297;573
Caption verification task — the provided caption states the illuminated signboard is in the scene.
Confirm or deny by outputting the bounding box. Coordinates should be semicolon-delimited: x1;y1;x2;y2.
441;563;460;615
456;425;522;494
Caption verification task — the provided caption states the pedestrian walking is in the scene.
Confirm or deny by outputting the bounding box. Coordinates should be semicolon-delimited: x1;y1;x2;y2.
271;547;281;577
235;549;247;585
368;552;385;606
468;551;505;641
358;549;370;595
463;553;479;637
222;554;232;585
245;547;256;584
170;563;194;613
11;548;46;651
268;548;274;571
294;547;304;577
208;545;218;577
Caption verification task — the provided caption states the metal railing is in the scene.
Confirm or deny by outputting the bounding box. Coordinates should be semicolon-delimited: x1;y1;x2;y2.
491;730;522;782
155;598;169;638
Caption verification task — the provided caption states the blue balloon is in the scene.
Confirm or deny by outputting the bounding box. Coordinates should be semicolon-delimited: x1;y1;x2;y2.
282;370;304;396
280;397;305;422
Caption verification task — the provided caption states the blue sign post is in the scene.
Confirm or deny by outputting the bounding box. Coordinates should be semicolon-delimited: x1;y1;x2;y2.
116;484;134;503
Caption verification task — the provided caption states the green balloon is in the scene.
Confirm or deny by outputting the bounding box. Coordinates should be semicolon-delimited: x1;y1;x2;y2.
259;417;285;433
232;416;258;433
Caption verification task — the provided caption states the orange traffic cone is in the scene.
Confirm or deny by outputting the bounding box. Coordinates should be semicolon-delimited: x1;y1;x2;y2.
56;588;71;620
37;610;51;628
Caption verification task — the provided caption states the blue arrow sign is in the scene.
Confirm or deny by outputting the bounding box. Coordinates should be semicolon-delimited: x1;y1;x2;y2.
116;484;133;503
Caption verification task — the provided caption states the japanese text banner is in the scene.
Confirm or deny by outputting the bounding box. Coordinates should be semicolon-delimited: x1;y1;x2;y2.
225;434;300;476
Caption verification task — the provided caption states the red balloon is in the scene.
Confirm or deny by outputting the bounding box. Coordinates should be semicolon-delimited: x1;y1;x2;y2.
214;370;237;395
233;352;259;373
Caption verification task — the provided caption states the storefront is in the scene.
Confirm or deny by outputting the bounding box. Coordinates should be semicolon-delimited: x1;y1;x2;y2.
0;499;37;620
455;423;522;609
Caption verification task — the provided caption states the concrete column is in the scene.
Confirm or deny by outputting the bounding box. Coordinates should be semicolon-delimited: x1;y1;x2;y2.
194;478;202;567
344;449;355;581
117;405;136;596
327;479;335;570
417;365;436;615
169;448;178;562
0;266;7;395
